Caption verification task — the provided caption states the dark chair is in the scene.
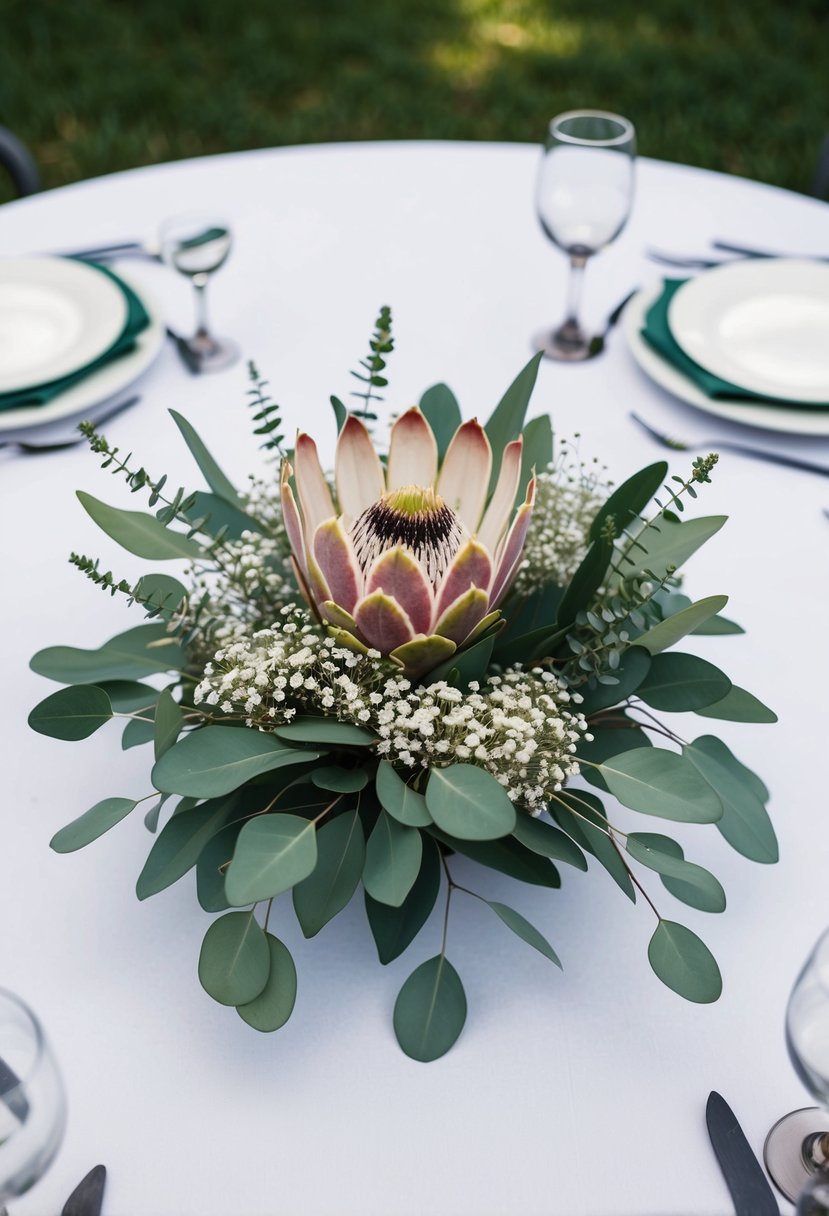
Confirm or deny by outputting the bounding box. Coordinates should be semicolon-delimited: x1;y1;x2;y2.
811;134;829;200
0;125;40;198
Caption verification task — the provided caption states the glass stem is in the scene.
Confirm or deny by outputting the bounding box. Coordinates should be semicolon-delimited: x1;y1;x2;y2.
564;254;587;326
192;273;210;338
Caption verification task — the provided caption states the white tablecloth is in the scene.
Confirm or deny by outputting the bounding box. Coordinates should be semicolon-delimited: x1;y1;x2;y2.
2;142;828;1216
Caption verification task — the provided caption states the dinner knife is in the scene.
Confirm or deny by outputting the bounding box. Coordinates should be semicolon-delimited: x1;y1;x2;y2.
61;1164;107;1216
706;1092;779;1215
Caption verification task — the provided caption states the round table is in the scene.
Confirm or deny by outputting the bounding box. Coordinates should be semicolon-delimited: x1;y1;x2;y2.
3;142;828;1216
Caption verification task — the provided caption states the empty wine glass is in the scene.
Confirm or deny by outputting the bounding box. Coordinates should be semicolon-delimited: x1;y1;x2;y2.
0;989;66;1213
764;928;829;1211
160;213;240;373
534;110;636;361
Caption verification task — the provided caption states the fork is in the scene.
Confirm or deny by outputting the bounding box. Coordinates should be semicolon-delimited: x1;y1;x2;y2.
0;393;141;453
630;412;829;477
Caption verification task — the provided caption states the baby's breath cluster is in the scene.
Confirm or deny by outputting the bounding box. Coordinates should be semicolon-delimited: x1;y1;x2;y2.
513;440;610;596
193;608;590;811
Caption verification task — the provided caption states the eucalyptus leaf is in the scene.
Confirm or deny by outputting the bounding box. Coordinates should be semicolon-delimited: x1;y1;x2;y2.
31;623;185;683
511;813;587;871
692;733;769;803
365;835;441;964
576;722;652;793
310;765;370;794
393;955;467;1062
50;797;137;853
96;681;159;712
555;536;613;630
293;809;365;936
419;383;462;461
683;737;778;863
376;760;432;827
622;514;727;583
635;596;729;654
589;461;668;543
168;409;241;504
626;832;726;912
225;814;318;905
185;492;263;540
236;933;297;1031
519;414;553;497
486;901;562;966
198;912;270;1007
363;811;423;907
695;685;777;724
152;726;320;797
196;820;242;912
273;718;375;747
483;352;542;495
551;790;635;900
648;920;722;1003
136;796;236;899
598;748;723;824
153;689;183;760
692;614;744;636
577;647;651;714
425;764;516;841
330;394;348;433
29;684;112;741
637;652;731;712
428;827;561;888
133;574;188;620
77;490;205;560
122;716;155;750
143;792;169;833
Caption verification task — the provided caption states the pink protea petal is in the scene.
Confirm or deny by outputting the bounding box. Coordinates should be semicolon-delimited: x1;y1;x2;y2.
326;626;369;656
290;555;319;619
294;433;335;542
437;419;492;532
433;587;490;645
313;518;362;614
321;601;358;632
353;591;416;653
490;477;536;608
389;634;456;680
434;539;493;619
335;415;386;524
387;407;438;492
366;545;434;635
477;437;523;553
305;548;331;608
280;460;306;572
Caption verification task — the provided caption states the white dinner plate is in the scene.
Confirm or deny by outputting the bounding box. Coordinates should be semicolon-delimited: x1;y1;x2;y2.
667;258;829;403
0;256;128;393
0;270;164;441
623;284;829;437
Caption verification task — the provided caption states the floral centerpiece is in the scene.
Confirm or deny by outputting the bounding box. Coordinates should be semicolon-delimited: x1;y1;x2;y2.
29;311;778;1060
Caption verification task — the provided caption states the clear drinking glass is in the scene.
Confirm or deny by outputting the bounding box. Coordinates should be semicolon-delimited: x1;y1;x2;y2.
534;110;636;361
0;990;66;1213
765;929;829;1211
160;213;240;373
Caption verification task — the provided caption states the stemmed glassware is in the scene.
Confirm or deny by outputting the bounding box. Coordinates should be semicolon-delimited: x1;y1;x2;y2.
0;989;66;1214
160;213;239;373
765;928;829;1211
534;110;636;361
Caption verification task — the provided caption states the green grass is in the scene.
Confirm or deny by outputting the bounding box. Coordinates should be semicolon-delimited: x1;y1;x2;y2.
1;0;827;203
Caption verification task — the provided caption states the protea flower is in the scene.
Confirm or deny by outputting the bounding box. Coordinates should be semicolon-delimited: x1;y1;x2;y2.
280;408;535;678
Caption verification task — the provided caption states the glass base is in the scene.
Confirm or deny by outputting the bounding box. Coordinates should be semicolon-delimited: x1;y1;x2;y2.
764;1107;829;1202
178;333;241;374
533;319;594;362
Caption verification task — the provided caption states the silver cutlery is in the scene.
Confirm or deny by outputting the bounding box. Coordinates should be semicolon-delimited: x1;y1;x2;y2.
586;287;640;357
630;411;829;478
645;248;726;270
706;1092;779;1215
165;325;202;374
57;239;161;263
712;239;829;263
61;1164;107;1216
0;394;141;453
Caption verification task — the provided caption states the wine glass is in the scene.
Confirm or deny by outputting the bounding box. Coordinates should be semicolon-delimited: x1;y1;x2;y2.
160;213;240;373
0;989;66;1213
764;928;829;1211
534;110;636;361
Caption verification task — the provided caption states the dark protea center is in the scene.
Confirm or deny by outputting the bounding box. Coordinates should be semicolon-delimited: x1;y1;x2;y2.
349;485;465;585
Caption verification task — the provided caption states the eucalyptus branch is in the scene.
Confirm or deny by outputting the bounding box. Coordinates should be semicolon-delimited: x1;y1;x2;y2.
608;836;662;919
79;422;234;561
350;305;394;426
246;360;286;459
611;453;719;577
69;552;189;620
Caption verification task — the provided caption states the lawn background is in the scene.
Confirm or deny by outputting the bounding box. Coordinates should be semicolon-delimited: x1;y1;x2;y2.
1;0;827;203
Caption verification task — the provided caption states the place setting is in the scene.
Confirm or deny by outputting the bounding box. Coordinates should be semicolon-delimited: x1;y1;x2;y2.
0;212;239;450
